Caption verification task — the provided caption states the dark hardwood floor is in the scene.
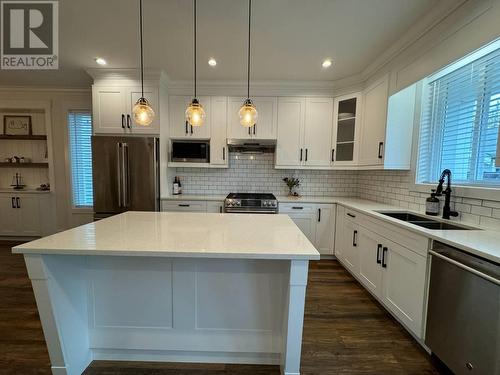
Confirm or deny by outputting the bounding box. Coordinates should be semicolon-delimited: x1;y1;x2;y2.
0;241;446;375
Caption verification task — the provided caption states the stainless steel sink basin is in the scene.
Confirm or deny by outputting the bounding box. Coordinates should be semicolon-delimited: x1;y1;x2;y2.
377;211;477;231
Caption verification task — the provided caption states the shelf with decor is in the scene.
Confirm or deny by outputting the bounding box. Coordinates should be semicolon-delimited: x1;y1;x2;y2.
0;162;49;168
0;135;47;140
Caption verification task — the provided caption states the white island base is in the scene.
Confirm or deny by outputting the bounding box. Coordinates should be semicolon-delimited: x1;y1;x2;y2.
15;212;319;375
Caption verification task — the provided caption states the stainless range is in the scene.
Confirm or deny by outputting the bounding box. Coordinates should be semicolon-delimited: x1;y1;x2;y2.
224;193;278;214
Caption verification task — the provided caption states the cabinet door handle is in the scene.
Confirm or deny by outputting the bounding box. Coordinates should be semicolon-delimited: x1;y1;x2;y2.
253;124;256;135
16;197;20;209
121;114;125;129
318;208;321;222
190;125;194;134
376;244;382;264
331;149;335;162
347;213;356;218
222;147;226;161
219;206;223;213
382;247;388;268
126;114;131;129
353;230;358;247
11;197;16;208
178;204;190;207
300;148;303;162
378;142;384;159
292;206;303;210
248;127;251;135
305;148;308;162
185;121;188;134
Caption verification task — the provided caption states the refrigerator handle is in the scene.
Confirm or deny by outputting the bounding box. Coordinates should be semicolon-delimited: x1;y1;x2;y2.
122;143;130;207
116;142;122;207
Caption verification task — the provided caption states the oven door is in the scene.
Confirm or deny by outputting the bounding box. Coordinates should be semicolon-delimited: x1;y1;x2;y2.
224;208;276;214
171;141;209;163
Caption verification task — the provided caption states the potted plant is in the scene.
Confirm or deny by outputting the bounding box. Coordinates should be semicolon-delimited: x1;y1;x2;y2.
283;177;300;197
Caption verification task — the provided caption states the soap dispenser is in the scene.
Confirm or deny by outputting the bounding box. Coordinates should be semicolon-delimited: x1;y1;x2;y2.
425;190;440;216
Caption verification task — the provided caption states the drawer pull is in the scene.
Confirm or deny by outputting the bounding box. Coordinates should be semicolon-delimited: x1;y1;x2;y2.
382;247;388;268
347;213;356;218
292;206;303;210
178;204;190;207
376;244;382;264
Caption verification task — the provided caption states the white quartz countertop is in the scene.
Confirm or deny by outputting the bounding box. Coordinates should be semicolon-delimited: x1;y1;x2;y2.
13;211;320;260
333;198;500;264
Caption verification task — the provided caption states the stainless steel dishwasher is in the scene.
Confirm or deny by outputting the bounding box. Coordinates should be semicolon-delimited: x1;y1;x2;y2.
426;241;500;375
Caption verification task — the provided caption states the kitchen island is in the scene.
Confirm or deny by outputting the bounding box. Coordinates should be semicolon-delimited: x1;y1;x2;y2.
13;212;320;375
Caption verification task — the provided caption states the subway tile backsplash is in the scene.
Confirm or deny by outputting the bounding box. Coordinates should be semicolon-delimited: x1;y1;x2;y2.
356;170;500;229
173;153;500;229
174;153;357;197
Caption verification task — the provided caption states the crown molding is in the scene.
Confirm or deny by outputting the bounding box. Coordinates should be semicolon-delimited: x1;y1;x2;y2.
85;68;170;85
0;86;90;93
361;0;470;80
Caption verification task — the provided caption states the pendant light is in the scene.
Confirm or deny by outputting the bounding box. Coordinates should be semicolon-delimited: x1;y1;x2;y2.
185;0;206;127
132;0;155;126
239;0;257;127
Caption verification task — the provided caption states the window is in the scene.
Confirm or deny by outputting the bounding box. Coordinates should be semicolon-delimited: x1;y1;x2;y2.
417;45;500;187
68;111;93;207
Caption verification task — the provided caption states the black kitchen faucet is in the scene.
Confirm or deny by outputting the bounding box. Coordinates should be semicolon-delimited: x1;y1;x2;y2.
435;169;459;220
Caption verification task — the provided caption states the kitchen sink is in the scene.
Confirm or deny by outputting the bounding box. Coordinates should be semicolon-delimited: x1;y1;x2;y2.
377;211;477;231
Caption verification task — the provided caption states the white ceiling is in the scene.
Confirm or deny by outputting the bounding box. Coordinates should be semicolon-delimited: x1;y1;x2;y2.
0;0;440;88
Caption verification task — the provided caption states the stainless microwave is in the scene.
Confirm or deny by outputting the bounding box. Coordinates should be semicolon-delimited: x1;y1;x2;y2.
171;141;210;163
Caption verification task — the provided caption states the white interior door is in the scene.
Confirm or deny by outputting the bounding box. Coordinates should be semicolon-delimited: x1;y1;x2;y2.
276;97;305;167
304;98;333;167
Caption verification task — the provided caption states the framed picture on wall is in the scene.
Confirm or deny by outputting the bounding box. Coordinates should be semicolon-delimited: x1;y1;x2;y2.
3;115;32;136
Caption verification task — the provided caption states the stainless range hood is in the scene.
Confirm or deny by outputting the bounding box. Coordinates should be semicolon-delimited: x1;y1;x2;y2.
227;139;276;154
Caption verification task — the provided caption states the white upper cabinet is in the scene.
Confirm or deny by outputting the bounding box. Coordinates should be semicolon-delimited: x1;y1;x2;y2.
304;97;333;167
128;87;160;133
276;97;333;168
169;96;211;139
227;97;277;140
276;97;305;167
332;93;362;166
359;75;389;166
93;86;160;135
210;96;228;166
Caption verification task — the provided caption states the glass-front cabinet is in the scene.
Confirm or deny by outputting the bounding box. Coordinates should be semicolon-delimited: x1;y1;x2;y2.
331;93;362;166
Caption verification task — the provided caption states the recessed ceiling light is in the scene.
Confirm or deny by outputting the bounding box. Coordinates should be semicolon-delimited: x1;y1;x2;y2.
322;59;332;68
95;57;107;66
208;58;217;67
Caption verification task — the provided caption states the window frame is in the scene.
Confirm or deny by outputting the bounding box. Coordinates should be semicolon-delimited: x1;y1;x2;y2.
65;108;94;212
411;39;500;201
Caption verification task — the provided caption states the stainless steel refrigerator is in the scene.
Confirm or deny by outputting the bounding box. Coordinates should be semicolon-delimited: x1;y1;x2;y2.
92;136;160;220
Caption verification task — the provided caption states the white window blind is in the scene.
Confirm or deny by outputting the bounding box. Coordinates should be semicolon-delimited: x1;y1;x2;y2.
68;111;93;207
417;46;500;186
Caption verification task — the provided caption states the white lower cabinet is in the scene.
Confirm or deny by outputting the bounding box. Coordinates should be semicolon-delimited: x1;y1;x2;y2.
280;203;335;255
206;201;224;213
335;206;428;338
0;194;42;236
161;200;207;212
161;200;224;213
382;239;427;336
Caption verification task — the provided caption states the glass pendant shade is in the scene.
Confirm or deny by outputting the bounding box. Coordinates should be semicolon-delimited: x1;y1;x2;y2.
132;97;155;126
239;99;258;127
185;98;206;127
